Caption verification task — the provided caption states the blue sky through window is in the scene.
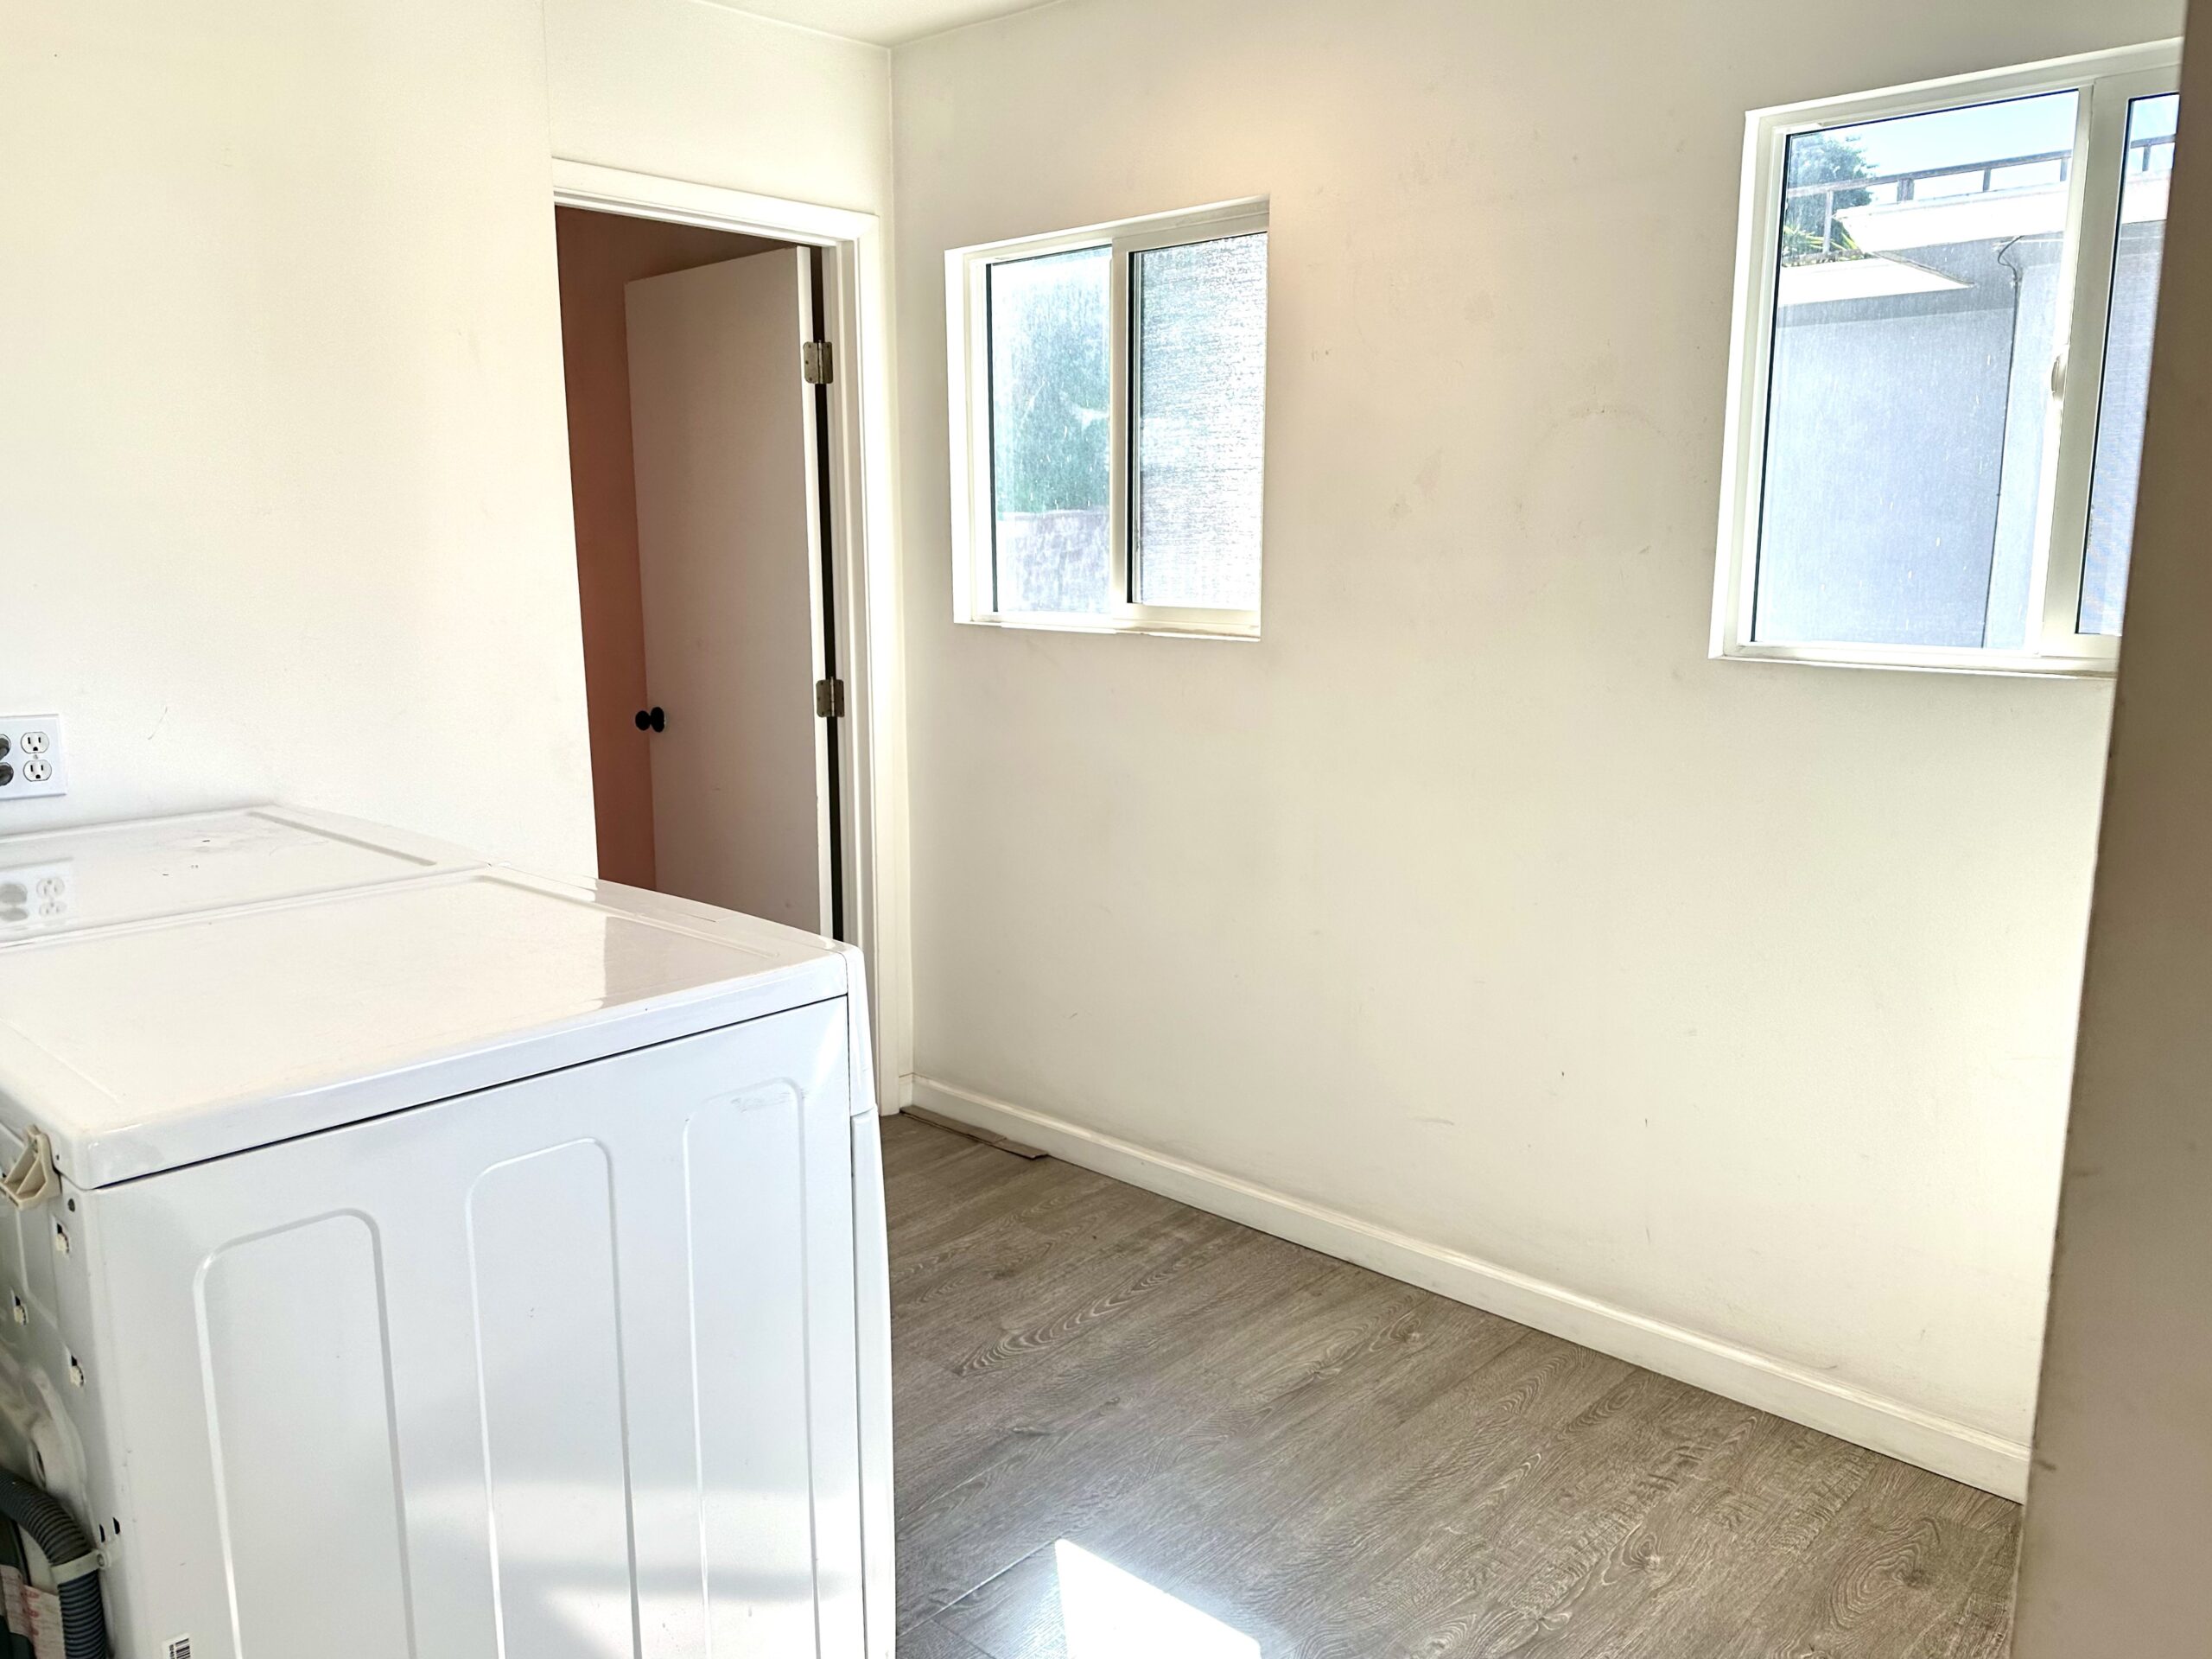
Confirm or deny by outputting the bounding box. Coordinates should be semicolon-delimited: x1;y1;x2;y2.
1828;90;2079;178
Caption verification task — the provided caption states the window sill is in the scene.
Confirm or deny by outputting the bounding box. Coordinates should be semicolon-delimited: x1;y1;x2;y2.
1713;641;2116;679
957;612;1262;643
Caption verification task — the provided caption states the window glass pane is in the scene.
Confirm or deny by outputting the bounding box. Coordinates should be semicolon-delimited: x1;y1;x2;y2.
989;245;1112;614
1753;92;2078;648
2079;92;2178;637
1133;232;1268;611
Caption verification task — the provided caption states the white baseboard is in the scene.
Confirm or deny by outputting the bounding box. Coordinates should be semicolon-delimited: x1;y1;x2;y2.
906;1076;2030;1500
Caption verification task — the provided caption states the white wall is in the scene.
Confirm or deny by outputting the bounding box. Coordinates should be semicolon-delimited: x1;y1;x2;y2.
0;0;894;880
0;0;594;873
891;0;2181;1486
544;0;892;216
2013;27;2212;1651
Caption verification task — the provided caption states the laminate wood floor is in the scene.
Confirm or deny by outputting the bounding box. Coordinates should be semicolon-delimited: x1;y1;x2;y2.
886;1116;2019;1659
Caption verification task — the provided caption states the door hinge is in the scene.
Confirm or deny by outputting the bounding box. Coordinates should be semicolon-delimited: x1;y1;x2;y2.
815;677;848;718
801;340;834;385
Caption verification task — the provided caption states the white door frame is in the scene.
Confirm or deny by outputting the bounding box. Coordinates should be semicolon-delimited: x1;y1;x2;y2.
552;158;910;1116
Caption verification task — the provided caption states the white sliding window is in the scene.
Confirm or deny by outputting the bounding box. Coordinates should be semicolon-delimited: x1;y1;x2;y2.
1713;42;2180;675
948;201;1269;639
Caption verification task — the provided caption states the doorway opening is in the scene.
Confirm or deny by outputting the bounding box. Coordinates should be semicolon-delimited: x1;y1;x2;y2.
555;204;844;936
548;160;906;1122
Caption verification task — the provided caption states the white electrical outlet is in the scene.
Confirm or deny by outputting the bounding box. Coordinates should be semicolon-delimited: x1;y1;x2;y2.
0;860;72;936
0;715;67;801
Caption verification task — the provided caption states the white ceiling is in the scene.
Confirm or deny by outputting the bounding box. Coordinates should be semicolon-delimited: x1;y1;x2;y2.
709;0;1057;47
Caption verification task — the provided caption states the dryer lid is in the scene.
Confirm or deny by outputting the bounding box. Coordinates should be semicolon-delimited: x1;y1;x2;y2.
0;806;480;944
0;812;850;1187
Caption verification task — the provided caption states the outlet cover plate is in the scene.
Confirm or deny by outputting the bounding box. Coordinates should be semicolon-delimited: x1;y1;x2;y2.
0;860;73;938
0;715;67;800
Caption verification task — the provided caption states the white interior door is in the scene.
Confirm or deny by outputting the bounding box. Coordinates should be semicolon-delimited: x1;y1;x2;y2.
626;248;829;931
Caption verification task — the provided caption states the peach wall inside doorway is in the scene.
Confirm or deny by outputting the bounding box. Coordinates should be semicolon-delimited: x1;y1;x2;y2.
555;204;782;886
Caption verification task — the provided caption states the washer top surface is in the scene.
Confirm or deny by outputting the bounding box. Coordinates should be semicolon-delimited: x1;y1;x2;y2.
0;806;480;944
0;810;852;1187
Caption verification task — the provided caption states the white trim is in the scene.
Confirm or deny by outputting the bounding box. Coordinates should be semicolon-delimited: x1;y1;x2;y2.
947;199;1269;641
1717;639;2113;679
952;195;1268;261
550;159;912;1122
1711;40;2180;677
551;158;878;243
1750;38;2177;129
2038;66;2177;652
906;1076;2031;1500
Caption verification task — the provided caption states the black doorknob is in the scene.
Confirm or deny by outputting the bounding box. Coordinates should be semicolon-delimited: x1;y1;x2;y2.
635;707;665;733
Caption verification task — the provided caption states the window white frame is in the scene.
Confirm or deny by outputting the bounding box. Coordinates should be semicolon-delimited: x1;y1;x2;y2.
947;199;1270;639
1712;40;2181;677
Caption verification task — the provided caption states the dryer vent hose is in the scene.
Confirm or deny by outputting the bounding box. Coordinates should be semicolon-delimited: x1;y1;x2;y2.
0;1472;106;1658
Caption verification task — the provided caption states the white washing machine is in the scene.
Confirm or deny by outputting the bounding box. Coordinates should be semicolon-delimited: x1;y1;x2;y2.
0;807;893;1659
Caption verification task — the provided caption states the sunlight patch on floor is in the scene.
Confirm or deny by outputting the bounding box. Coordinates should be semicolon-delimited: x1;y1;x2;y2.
1052;1540;1262;1659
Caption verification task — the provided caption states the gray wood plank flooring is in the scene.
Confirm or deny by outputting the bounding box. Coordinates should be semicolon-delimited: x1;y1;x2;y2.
886;1116;2018;1658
